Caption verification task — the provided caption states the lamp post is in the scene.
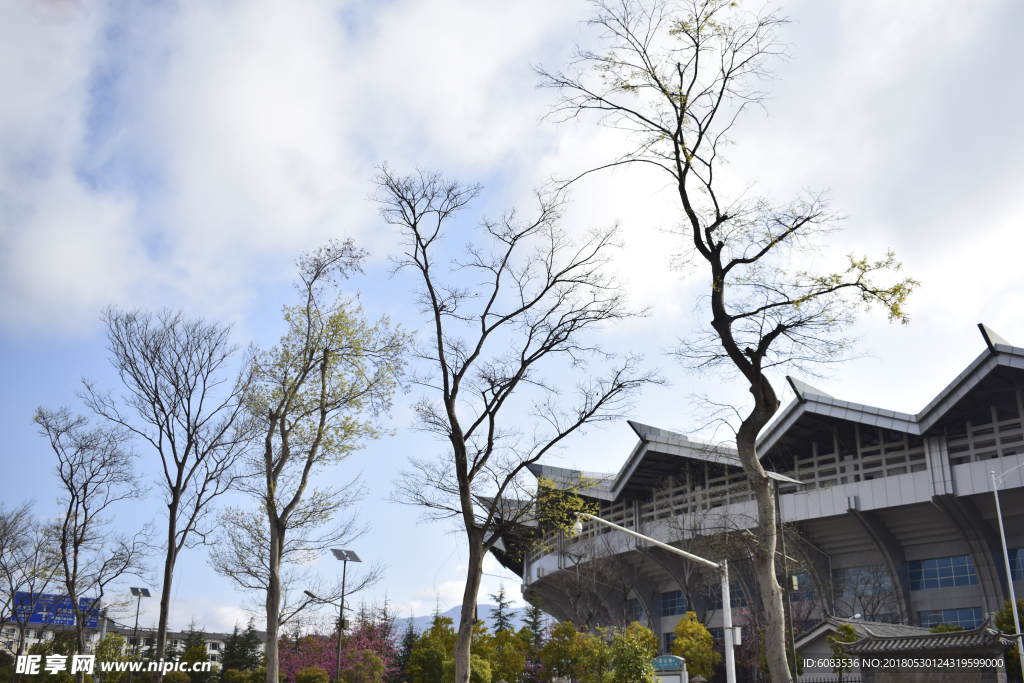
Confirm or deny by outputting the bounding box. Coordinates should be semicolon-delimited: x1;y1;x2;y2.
573;513;737;683
127;588;150;683
992;464;1024;679
307;549;361;682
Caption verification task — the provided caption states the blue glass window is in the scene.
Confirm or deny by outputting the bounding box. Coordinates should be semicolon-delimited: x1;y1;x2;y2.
908;555;978;590
1010;548;1024;581
661;590;687;617
919;607;983;630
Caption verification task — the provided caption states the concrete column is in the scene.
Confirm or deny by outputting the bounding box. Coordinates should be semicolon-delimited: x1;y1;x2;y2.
931;494;1007;616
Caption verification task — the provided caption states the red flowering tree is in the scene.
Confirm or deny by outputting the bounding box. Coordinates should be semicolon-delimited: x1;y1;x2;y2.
279;621;398;683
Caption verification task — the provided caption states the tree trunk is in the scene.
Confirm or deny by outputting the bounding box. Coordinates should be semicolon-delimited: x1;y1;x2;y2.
736;397;791;683
13;630;25;683
155;503;179;683
75;618;86;683
266;516;284;683
454;534;484;683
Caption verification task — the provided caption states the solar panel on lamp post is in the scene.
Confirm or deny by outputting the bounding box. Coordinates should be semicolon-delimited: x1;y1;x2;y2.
330;549;361;682
128;588;150;683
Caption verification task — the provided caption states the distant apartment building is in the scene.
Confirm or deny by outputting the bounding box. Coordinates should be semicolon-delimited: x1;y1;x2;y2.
1;620;267;663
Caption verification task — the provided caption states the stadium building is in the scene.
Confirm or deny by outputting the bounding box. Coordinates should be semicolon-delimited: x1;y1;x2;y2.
499;326;1024;658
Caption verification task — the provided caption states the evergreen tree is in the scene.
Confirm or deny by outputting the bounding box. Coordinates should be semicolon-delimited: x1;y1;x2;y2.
182;621;207;654
394;620;417;682
488;586;514;634
218;621;262;676
521;602;546;650
180;621;210;683
220;626;244;677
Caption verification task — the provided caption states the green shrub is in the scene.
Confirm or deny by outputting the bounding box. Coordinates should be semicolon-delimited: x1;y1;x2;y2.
165;672;191;683
247;668;267;683
295;667;329;683
441;655;491;683
339;650;384;683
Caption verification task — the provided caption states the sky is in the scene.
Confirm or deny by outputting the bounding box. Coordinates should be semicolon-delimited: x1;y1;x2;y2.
3;0;1024;634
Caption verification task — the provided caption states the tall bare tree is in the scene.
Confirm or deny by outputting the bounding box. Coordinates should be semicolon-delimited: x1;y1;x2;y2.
536;1;918;679
79;309;255;679
35;408;148;683
376;165;661;683
248;239;409;683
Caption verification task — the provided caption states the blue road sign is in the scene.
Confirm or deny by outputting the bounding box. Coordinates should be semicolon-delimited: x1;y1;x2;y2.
13;593;100;627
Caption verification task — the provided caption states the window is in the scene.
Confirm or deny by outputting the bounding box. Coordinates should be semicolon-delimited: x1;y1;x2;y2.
706;583;746;609
209;654;219;663
1007;548;1024;581
208;642;220;651
171;640;179;647
626;598;647;624
707;627;724;641
790;573;816;601
833;566;892;597
661;590;687;617
919;607;983;630
908;555;978;590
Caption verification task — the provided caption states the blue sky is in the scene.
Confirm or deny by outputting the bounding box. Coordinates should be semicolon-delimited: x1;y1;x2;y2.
3;0;1024;634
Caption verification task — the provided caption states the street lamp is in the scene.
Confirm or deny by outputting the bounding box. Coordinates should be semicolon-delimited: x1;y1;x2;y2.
328;549;362;681
573;513;739;683
127;588;150;683
992;464;1024;680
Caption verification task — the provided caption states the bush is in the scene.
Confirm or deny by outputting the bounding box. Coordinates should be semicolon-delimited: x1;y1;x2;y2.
672;612;722;680
295;667;330;683
247;669;267;683
339;650;384;683
611;623;658;683
441;655;491;683
165;672;191;683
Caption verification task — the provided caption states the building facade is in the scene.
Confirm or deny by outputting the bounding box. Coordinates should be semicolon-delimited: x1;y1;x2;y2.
504;326;1024;660
0;619;267;664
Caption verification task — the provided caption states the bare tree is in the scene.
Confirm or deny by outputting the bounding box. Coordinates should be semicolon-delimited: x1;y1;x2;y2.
0;501;66;679
79;309;255;679
832;561;904;624
35;408;148;683
249;239;409;683
209;505;384;632
375;165;662;683
536;1;919;679
0;501;35;642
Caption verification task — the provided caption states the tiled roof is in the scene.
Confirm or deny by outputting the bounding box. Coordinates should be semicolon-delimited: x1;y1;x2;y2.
842;620;1014;655
827;615;932;639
